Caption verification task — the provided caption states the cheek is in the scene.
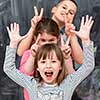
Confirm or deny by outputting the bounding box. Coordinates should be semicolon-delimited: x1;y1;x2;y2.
60;66;62;70
69;16;74;23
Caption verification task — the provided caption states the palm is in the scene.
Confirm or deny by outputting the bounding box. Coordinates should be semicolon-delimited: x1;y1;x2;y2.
7;23;27;44
71;15;94;41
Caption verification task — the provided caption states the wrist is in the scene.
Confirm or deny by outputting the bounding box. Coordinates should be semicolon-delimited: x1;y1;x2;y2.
82;39;91;45
9;42;18;48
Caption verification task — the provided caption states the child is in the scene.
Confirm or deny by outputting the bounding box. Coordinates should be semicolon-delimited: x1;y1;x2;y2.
7;18;72;100
8;15;94;100
17;0;83;65
20;17;72;75
4;14;94;100
17;1;82;99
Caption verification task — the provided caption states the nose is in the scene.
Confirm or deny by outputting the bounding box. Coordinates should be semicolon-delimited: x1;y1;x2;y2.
65;10;69;15
64;8;69;15
46;60;51;68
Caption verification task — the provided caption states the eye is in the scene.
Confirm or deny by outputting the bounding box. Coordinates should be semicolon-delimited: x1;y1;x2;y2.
40;39;46;42
52;60;56;63
41;60;46;63
49;39;55;42
69;11;75;15
62;6;67;10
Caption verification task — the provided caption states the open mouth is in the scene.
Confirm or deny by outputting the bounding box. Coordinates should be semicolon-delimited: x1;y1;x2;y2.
45;71;53;77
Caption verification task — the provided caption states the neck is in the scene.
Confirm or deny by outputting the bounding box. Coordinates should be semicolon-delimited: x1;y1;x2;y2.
52;17;64;30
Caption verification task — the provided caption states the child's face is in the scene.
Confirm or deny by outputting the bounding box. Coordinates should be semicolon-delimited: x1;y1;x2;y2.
37;50;62;84
38;32;58;46
52;0;77;24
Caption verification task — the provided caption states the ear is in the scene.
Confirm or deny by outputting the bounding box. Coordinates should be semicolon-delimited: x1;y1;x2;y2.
37;68;39;71
51;6;57;14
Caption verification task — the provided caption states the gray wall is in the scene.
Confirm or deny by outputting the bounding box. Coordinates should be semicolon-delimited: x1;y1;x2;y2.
0;0;100;100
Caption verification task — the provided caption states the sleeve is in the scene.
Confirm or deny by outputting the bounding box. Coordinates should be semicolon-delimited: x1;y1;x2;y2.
63;41;95;89
3;46;36;89
19;50;34;76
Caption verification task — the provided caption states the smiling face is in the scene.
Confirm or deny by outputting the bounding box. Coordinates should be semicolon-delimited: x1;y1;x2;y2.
34;44;66;85
52;0;77;28
37;50;62;84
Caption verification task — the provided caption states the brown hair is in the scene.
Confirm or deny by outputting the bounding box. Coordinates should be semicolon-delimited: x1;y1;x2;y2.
57;0;78;9
31;17;60;45
34;43;67;85
34;17;60;38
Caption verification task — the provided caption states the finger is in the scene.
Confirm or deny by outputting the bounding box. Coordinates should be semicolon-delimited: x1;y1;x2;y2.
89;20;94;29
61;35;65;47
85;15;89;25
39;8;43;18
14;23;17;32
6;26;10;33
70;24;75;30
88;16;93;26
16;24;19;32
35;34;41;44
80;16;85;28
66;35;71;46
34;6;38;16
11;23;13;31
6;26;11;37
70;29;78;36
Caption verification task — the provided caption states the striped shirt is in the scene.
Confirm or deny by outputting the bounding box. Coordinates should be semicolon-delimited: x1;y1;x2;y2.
3;42;94;100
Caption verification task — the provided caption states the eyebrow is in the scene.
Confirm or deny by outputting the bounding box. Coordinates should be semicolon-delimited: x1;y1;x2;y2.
63;4;76;13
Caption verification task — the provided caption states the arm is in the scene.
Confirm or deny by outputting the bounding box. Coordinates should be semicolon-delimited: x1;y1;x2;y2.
20;34;41;75
70;15;94;83
17;27;34;56
17;6;43;56
70;41;94;86
65;23;83;64
61;35;75;74
4;46;35;87
64;56;75;74
63;41;95;91
3;23;36;88
20;50;35;75
70;34;83;64
64;15;94;90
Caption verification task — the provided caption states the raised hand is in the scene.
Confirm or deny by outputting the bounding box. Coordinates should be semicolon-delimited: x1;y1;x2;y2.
61;35;71;59
31;6;43;30
65;23;76;37
70;15;94;42
6;23;27;48
31;34;41;57
64;14;76;37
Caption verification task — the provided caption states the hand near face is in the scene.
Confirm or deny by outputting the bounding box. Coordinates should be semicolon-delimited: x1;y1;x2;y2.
31;34;41;57
61;35;71;59
6;23;27;48
31;6;43;30
65;23;76;36
64;14;76;37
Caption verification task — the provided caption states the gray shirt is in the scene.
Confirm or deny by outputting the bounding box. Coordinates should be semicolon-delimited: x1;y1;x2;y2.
3;42;94;100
